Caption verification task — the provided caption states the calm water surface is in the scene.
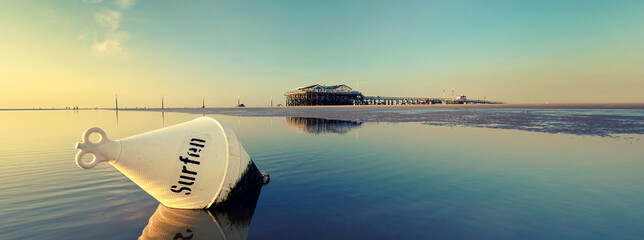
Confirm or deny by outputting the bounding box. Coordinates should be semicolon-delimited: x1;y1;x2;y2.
0;109;643;239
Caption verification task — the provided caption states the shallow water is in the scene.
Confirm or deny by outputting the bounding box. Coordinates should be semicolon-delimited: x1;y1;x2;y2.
0;109;643;239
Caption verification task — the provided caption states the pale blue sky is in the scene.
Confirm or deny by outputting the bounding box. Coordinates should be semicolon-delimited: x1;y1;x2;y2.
1;0;643;108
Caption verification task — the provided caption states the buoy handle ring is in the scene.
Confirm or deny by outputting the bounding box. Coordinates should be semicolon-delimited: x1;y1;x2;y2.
75;127;119;169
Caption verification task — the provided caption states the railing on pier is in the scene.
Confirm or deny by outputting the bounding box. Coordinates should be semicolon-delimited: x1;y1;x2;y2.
359;96;503;105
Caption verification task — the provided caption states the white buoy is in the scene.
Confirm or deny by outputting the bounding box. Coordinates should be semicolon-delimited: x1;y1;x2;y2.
74;117;262;209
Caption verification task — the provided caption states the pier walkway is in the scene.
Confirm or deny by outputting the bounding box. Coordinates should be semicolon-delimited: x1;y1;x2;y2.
359;95;501;105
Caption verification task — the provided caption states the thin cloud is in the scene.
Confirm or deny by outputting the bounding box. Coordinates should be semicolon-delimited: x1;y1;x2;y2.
92;32;130;56
89;0;135;57
95;9;122;31
117;0;134;9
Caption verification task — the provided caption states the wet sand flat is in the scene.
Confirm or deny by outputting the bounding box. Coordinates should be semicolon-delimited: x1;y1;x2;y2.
121;103;644;138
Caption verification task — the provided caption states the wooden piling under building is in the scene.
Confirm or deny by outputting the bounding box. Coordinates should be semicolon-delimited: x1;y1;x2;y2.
285;91;362;106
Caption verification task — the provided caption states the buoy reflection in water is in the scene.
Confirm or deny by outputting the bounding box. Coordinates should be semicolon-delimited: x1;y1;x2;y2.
140;186;262;239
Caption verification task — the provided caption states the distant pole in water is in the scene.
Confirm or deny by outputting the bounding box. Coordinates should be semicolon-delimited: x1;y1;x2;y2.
271;96;273;107
115;94;119;125
161;94;164;110
238;96;240;106
202;96;205;109
452;90;454;98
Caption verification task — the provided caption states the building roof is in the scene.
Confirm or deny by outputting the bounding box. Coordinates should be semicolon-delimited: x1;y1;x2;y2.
293;84;352;90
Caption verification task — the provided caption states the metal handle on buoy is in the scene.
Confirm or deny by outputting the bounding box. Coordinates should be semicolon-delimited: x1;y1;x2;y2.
75;127;121;169
262;172;270;185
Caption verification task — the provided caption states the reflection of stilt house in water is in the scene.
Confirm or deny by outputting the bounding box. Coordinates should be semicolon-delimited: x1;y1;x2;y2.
285;84;363;106
285;117;363;135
